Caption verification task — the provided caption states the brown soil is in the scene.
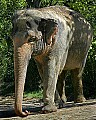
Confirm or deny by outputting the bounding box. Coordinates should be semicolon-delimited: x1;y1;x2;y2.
0;96;96;120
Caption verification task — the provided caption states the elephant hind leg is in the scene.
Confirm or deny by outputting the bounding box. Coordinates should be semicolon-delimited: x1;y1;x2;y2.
71;68;86;103
56;71;67;108
56;79;67;103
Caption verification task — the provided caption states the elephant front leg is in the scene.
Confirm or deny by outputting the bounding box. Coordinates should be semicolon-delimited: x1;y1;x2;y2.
71;68;86;103
42;58;57;113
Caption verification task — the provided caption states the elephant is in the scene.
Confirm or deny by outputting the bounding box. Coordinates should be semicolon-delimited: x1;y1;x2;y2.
12;6;93;117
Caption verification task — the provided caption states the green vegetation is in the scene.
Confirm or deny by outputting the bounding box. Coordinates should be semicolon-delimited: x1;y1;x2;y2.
24;91;43;99
0;0;96;100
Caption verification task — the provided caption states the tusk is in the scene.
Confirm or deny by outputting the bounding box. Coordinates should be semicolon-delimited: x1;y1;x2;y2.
30;42;34;44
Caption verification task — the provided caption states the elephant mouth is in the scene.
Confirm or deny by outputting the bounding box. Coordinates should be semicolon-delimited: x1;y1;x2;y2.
30;38;52;56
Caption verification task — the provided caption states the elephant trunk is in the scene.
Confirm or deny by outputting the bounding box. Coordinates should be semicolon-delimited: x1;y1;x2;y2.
14;44;31;117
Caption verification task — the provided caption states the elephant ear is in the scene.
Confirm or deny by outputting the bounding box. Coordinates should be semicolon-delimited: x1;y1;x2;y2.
38;18;58;46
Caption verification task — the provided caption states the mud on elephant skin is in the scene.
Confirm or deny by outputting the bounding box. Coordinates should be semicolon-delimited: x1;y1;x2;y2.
12;6;93;117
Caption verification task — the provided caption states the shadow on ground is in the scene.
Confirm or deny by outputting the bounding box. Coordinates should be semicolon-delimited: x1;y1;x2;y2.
0;106;43;118
0;100;96;118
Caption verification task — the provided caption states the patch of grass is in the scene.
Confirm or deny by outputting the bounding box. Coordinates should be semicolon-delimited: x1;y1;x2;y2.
24;90;43;99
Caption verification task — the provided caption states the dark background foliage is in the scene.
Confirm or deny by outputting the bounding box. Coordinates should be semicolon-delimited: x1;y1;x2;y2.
0;0;96;101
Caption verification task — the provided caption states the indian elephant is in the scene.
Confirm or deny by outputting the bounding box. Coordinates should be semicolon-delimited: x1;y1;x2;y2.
12;6;93;117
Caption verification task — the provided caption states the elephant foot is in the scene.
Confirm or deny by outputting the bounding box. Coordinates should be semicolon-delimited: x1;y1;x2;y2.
42;104;57;113
15;110;29;117
55;97;67;108
74;96;86;103
58;99;66;108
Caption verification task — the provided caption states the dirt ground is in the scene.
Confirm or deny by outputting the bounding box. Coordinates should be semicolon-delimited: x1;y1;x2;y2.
0;96;96;120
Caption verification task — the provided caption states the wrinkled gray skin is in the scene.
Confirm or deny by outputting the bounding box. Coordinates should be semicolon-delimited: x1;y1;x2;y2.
12;6;93;117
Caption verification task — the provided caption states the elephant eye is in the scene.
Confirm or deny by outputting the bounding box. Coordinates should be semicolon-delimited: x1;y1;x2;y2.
26;21;31;29
28;37;36;43
28;37;33;42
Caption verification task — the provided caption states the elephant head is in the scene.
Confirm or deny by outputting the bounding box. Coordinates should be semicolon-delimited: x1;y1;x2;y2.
12;11;58;117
